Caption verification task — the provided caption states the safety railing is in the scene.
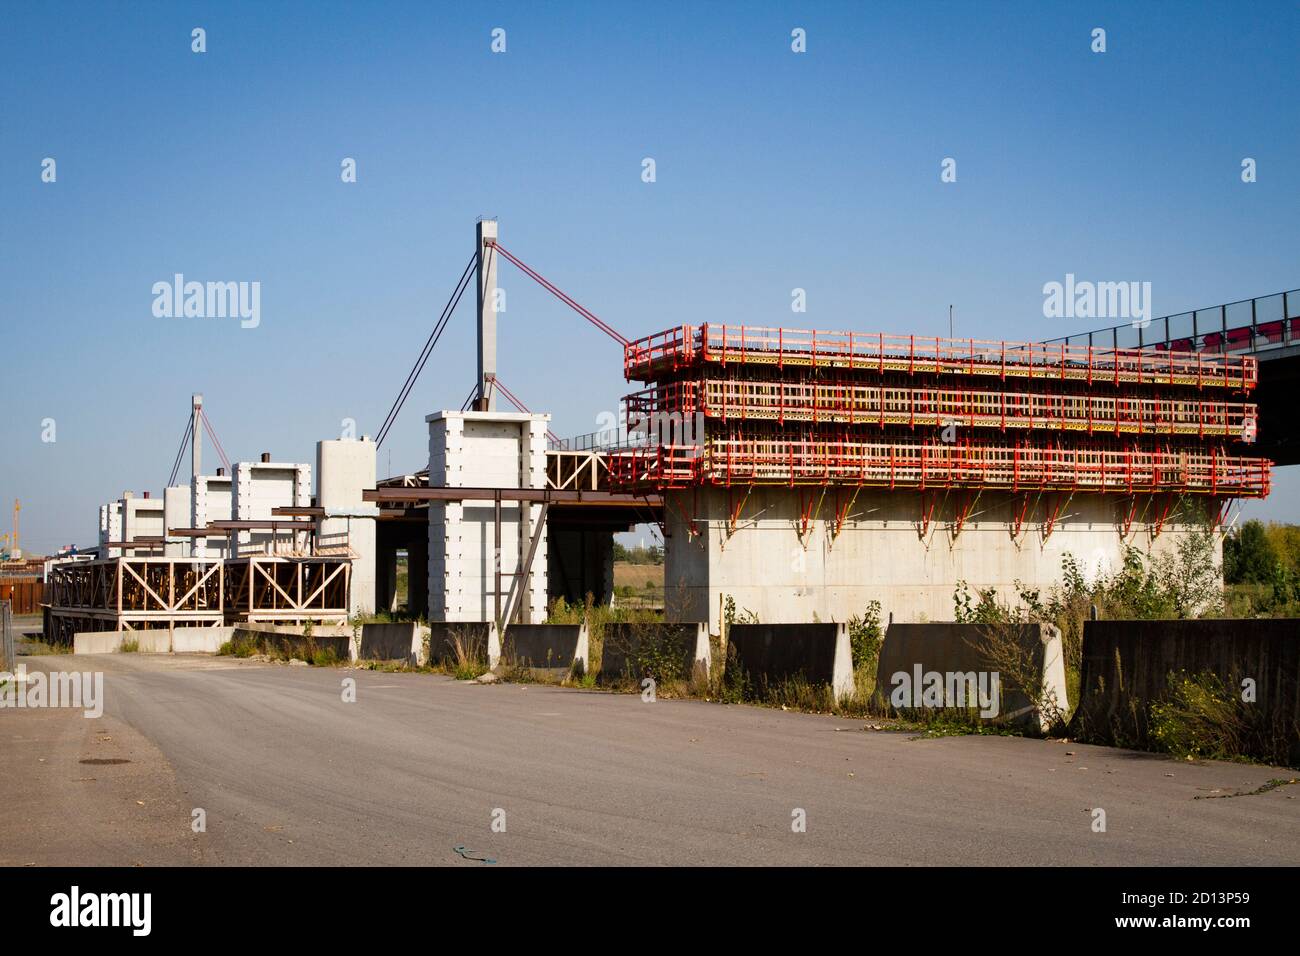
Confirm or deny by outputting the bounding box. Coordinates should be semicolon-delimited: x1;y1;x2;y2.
607;438;1270;496
625;324;1257;390
623;379;1259;440
1045;289;1300;356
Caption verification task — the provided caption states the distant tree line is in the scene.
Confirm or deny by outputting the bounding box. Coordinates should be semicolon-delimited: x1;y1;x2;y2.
613;542;664;565
1224;519;1300;602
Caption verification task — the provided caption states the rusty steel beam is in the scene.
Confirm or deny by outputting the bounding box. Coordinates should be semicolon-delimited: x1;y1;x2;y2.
363;486;662;506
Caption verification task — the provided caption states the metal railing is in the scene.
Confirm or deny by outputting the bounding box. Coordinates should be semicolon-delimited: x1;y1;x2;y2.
624;379;1259;440
547;427;653;452
1044;289;1300;356
625;324;1258;390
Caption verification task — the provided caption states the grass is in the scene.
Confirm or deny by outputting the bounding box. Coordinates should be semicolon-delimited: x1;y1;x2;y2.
217;630;346;666
545;595;663;677
119;637;139;653
1150;670;1299;768
442;626;490;680
21;640;73;655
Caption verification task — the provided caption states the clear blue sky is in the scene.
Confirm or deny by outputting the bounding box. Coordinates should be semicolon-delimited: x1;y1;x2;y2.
2;1;1298;553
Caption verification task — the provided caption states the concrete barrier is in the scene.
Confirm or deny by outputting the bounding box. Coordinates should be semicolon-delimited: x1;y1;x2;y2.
427;622;500;669
230;627;351;662
358;622;431;666
172;626;236;653
501;623;589;678
872;622;1067;730
73;628;236;654
727;623;853;701
1071;619;1300;765
599;622;710;684
73;631;135;654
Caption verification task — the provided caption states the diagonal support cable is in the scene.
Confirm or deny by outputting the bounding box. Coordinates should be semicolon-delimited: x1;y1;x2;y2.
377;252;478;448
486;240;629;347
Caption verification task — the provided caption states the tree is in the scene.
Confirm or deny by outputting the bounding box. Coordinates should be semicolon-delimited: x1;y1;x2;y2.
1224;520;1280;585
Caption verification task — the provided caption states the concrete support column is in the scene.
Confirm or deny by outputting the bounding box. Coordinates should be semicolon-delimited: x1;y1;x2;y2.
407;538;429;620
317;437;378;619
427;411;549;624
163;485;192;557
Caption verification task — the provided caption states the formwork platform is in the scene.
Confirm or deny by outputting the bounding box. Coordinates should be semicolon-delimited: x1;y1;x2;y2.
613;323;1270;498
625;325;1260;390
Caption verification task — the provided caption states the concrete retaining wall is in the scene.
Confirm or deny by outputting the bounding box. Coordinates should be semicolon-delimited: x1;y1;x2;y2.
599;622;710;684
1072;619;1300;765
727;623;853;700
501;623;588;677
873;622;1068;730
358;622;432;666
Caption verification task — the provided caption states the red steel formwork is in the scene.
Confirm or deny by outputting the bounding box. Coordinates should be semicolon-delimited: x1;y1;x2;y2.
625;379;1258;439
625;325;1259;390
612;324;1271;498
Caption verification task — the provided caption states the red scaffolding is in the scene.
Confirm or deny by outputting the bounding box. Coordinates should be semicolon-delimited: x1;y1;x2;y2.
613;323;1271;499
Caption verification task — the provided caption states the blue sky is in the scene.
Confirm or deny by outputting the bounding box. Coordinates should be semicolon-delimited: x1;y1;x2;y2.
2;1;1298;552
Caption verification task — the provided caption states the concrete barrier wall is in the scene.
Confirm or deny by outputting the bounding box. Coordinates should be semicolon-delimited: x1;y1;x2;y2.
427;622;499;669
74;630;131;654
1072;619;1300;764
230;627;351;661
73;627;235;654
727;623;853;700
599;622;709;684
172;626;236;653
872;623;1068;730
358;622;432;666
501;623;588;677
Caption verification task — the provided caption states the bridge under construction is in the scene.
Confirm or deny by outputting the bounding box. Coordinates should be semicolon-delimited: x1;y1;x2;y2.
46;220;1286;638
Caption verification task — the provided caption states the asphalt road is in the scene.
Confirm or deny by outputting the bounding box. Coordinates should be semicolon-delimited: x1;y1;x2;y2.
2;653;1297;866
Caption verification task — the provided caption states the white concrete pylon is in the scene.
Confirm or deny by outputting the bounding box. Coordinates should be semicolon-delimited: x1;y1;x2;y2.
191;393;203;482
476;219;498;411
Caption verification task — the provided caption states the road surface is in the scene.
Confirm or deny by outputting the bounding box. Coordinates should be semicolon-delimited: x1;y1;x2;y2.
2;653;1297;865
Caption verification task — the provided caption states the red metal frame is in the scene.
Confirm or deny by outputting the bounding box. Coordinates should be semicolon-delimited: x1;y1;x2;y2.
626;324;1259;390
624;379;1258;440
609;323;1273;511
607;437;1269;497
